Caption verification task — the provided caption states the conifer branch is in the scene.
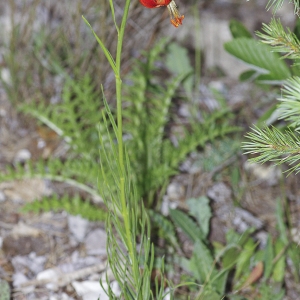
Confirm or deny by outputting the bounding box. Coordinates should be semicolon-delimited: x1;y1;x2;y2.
257;19;300;61
277;76;300;129
266;0;300;14
243;125;300;174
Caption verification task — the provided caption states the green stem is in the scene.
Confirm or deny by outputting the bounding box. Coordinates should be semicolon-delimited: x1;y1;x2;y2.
114;0;140;286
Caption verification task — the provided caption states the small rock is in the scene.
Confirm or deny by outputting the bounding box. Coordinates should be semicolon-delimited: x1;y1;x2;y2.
49;293;71;300
0;68;11;85
234;208;264;230
161;196;178;216
72;280;108;300
59;254;99;273
255;231;268;249
208;80;226;93
291;227;300;244
166;182;185;202
11;222;41;237
0;191;6;202
85;229;107;256
14;149;31;163
0;179;52;203
68;215;89;243
13;273;34;293
12;253;46;275
36;268;60;290
178;103;191;118
3;224;50;256
244;161;281;186
207;182;232;204
72;280;121;300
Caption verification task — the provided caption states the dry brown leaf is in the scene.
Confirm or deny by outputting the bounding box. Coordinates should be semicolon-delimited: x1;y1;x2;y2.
240;261;264;290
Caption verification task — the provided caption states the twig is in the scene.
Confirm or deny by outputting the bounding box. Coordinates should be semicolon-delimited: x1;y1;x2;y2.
15;262;107;291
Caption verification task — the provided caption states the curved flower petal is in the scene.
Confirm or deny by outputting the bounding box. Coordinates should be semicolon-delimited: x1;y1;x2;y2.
139;0;184;27
139;0;171;8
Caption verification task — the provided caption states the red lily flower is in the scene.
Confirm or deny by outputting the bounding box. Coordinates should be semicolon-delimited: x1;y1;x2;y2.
139;0;184;27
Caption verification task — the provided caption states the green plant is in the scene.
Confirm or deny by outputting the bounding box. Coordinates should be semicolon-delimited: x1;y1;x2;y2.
4;0;289;299
123;40;238;209
0;280;10;300
82;1;216;298
219;3;300;297
21;194;107;222
0;36;238;222
224;1;300;175
84;0;163;297
165;195;291;300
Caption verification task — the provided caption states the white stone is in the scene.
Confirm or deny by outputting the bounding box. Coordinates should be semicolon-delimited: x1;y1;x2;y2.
72;280;109;300
244;161;281;186
14;149;31;163
0;68;11;85
68;215;89;243
13;273;34;293
85;229;107;256
0;191;6;202
36;268;60;290
167;182;184;202
207;182;232;204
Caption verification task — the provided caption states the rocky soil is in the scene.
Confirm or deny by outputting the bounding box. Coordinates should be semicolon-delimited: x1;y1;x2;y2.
0;0;300;299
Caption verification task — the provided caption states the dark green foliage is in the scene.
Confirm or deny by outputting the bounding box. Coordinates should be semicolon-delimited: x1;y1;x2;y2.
148;209;179;248
294;17;300;41
229;19;253;39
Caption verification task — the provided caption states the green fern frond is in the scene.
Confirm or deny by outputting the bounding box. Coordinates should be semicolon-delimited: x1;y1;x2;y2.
22;194;107;221
167;110;240;169
243;125;300;174
123;41;239;205
196;138;240;172
257;19;300;62
20;74;103;158
0;159;101;200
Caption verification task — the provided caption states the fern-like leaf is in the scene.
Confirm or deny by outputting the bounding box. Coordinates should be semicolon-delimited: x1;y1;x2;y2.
22;194;107;221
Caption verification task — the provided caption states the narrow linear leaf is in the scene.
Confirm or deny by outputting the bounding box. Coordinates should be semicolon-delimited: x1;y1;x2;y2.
263;235;274;279
272;239;286;283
